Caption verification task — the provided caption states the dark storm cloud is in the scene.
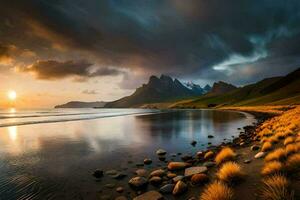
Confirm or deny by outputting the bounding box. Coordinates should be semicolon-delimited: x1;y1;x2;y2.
1;0;300;85
18;60;122;80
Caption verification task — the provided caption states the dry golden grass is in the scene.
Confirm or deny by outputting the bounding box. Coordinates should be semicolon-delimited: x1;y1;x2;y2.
260;174;294;200
284;137;295;146
200;181;234;200
217;162;244;183
262;142;273;152
261;161;284;176
264;148;286;162
215;147;236;165
285;143;299;156
286;153;300;173
269;136;279;144
204;151;214;160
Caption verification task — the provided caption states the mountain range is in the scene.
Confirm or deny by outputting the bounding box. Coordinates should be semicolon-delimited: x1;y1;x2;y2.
105;75;211;108
54;101;107;108
172;68;300;108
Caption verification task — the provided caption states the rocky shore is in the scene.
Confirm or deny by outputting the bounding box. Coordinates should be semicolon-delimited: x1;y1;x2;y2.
93;110;274;200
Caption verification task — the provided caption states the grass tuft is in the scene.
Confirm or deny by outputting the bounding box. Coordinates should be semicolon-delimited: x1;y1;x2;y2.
284;137;295;146
285;143;299;156
286;153;300;173
215;147;236;165
262;142;273;152
217;162;244;183
265;148;286;162
200;181;234;200
261;161;284;176
260;174;294;200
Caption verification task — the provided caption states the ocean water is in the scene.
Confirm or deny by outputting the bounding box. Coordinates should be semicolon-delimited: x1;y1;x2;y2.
0;108;256;199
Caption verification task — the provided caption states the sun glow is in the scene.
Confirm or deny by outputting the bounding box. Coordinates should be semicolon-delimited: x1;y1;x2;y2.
8;90;17;101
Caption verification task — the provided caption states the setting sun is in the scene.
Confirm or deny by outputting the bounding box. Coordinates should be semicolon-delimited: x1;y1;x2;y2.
8;90;17;101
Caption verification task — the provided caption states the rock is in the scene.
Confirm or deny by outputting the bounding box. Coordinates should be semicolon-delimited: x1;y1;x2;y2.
111;173;127;179
115;196;127;200
128;177;148;189
144;158;152;165
170;153;177;157
173;175;185;183
160;184;175;194
251;145;260;151
93;169;103;178
191;140;197;146
191;174;209;185
167;173;177;179
181;154;193;161
203;161;215;168
184;166;208;177
149;176;162;185
187;197;196;200
204;151;214;159
135;169;148;177
168;162;189;170
136;163;144;167
116;187;124;193
158;156;166;161
244;159;251;164
172;181;187;195
150;169;165;177
254;152;266;159
208;135;214;138
196;151;204;158
133;191;163;200
106;170;119;176
156;149;167;156
239;142;245;146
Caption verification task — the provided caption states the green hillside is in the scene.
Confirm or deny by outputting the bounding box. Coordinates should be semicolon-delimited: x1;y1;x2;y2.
172;68;300;108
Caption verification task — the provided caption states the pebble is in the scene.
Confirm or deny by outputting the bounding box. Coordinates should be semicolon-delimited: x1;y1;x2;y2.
181;154;193;161
184;166;208;177
254;152;266;159
149;176;162;185
158;156;166;161
106;170;119;176
156;149;167;156
172;180;188;195
191;140;197;146
168;162;189;170
173;175;185;183
116;187;124;193
105;183;115;188
128;177;148;189
159;184;175;194
115;196;127;200
167;173;177;178
244;159;251;164
203;161;215;168
196;151;204;158
133;191;163;200
208;135;214;138
93;169;103;178
144;158;152;165
204;151;214;159
150;169;165;177
135;169;148;177
111;173;127;179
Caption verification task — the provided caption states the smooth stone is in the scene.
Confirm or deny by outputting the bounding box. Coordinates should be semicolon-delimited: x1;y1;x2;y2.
133;191;163;200
115;196;127;200
191;174;209;185
158;156;166;161
244;159;251;164
106;170;119;176
150;169;165;177
254;152;266;159
167;173;177;179
181;155;193;161
208;135;214;138
144;158;152;165
135;169;148;177
203;161;215;168
168;162;189;170
156;149;167;156
159;184;175;194
204;151;214;159
116;187;124;193
190;140;197;146
184;166;208;177
136;163;144;167
149;176;162;185
173;175;185;183
240;142;245;146
170;153;177;157
172;180;187;195
251;145;260;151
112;173;127;179
128;177;148;189
196;151;204;158
93;169;103;178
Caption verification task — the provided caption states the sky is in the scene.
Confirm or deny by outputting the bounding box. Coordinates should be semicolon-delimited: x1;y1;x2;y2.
1;0;300;108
